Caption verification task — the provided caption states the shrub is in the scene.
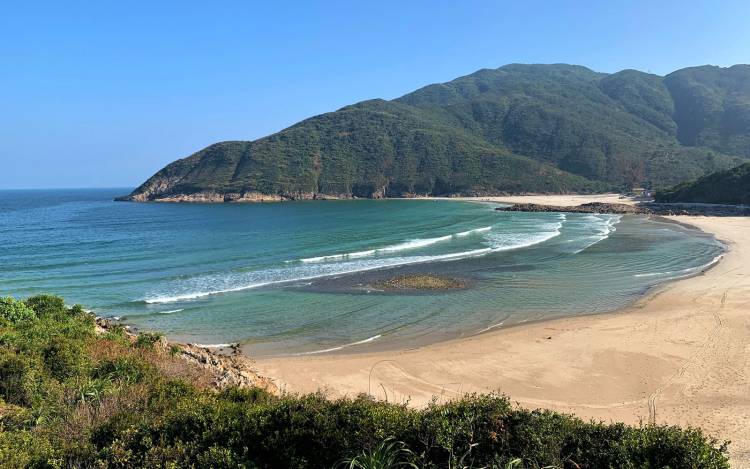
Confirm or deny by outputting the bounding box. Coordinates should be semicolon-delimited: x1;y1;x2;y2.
24;294;66;317
0;297;36;324
0;353;37;407
42;335;90;381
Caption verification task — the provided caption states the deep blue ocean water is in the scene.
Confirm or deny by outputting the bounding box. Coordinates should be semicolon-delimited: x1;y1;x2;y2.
0;189;724;356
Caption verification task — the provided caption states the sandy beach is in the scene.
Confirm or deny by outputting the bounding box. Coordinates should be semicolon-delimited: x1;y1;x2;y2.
254;196;750;466
437;193;638;206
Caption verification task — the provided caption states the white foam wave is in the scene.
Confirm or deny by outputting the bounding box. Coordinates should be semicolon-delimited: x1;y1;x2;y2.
379;234;453;252
159;309;184;314
195;343;233;348
634;254;724;279
144;248;495;304
298;227;494;264
144;218;565;304
145;281;276;303
299;249;377;263
484;221;563;251
297;334;382;355
569;215;622;254
455;226;492;237
300;234;456;263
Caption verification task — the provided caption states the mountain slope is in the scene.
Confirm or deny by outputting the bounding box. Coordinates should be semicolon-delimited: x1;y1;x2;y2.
655;162;750;205
121;64;749;202
665;65;750;157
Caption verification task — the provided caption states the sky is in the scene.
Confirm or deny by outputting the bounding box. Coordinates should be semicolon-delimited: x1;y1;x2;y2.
1;0;749;189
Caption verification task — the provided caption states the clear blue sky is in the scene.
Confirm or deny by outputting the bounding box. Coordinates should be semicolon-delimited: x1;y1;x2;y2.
2;0;748;189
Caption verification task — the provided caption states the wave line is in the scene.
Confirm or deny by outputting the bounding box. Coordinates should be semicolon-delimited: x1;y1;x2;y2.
296;334;382;355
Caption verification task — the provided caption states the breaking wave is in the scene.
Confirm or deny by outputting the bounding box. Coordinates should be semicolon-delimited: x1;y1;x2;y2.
456;226;492;237
297;226;493;263
143;217;565;304
570;214;622;254
484;220;563;251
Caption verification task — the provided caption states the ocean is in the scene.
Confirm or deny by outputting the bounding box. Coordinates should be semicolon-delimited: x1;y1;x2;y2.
0;189;724;356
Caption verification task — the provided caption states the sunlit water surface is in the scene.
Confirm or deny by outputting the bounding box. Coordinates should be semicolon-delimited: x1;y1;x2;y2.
0;189;724;356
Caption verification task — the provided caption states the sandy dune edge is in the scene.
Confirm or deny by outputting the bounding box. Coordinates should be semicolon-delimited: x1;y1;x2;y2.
254;198;750;466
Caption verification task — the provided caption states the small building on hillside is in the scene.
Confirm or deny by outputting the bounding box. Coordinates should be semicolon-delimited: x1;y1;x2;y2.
630;187;652;198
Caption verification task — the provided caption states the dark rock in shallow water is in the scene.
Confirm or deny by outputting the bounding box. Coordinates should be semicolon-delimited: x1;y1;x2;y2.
497;202;750;217
374;274;466;291
640;203;750;217
496;202;644;214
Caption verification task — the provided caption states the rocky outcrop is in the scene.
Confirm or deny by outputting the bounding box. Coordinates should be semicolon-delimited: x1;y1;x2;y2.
496;202;750;216
115;190;349;203
176;342;277;392
373;274;467;291
497;202;645;214
95;318;277;393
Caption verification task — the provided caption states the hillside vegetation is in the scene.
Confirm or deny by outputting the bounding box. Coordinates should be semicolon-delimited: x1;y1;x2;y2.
121;64;749;202
656;162;750;205
0;295;731;467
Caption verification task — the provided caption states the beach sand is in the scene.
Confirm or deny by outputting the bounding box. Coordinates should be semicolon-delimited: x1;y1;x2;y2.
437;193;638;206
254;197;750;466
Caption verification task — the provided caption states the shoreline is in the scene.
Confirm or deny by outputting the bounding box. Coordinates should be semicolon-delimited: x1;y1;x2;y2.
252;215;721;359
253;197;750;466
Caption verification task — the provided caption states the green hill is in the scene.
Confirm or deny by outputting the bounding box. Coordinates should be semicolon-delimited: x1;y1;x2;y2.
655;162;750;205
121;64;749;202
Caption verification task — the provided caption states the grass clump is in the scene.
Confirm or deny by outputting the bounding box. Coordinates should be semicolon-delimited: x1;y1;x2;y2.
0;294;731;468
134;331;163;349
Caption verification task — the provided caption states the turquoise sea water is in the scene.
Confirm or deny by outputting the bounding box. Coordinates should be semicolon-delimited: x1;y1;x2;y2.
0;189;724;356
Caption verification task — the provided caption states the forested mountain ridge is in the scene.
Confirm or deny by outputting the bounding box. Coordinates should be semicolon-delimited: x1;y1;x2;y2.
120;64;749;202
655;162;750;205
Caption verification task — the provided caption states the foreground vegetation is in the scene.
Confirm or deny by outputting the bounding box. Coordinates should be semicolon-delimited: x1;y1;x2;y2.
0;295;730;468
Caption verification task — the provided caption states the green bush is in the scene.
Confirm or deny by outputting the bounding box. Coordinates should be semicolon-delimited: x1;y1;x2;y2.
0;297;36;324
24;294;66;317
0;352;38;407
42;335;90;381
